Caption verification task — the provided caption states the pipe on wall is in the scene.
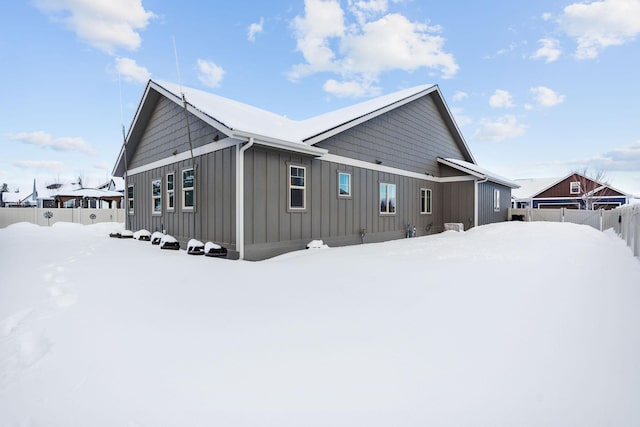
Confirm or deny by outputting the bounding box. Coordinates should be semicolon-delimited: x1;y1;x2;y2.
236;137;254;260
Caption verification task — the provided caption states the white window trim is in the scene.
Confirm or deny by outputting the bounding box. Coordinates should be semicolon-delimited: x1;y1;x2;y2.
182;167;195;210
127;184;134;214
570;181;581;194
338;171;351;198
420;188;432;214
288;165;306;211
379;182;397;215
494;188;501;212
152;178;162;215
166;172;175;211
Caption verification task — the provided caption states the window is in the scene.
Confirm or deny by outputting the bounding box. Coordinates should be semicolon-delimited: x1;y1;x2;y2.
570;181;581;194
494;188;501;212
420;188;432;214
289;165;306;210
152;179;161;214
338;172;351;197
182;168;194;209
127;184;134;214
379;183;396;214
166;173;174;211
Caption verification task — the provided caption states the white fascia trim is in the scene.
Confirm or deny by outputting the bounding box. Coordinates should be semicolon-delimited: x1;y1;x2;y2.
305;87;438;146
532;195;626;201
318;153;476;183
126;138;238;176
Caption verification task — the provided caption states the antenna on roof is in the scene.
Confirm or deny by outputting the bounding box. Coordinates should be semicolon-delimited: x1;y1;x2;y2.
172;36;198;239
118;71;131;230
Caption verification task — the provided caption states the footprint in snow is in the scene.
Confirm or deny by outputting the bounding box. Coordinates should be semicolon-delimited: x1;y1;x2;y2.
48;286;78;308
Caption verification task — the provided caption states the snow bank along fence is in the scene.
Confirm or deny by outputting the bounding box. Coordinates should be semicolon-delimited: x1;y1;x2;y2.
509;206;640;258
0;208;126;228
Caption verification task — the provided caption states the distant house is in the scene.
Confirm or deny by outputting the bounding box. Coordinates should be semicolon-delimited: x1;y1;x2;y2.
513;172;632;210
113;80;518;260
1;179;123;209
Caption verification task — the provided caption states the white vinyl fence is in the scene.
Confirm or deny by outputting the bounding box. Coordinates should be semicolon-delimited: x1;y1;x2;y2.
0;208;125;228
509;205;640;258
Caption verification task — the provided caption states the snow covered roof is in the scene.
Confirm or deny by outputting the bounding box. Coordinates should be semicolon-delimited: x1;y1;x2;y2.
438;158;519;188
512;177;561;199
113;80;476;176
154;80;437;144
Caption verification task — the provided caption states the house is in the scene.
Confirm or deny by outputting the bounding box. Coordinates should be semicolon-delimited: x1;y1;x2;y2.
112;80;518;260
1;179;123;209
512;172;632;210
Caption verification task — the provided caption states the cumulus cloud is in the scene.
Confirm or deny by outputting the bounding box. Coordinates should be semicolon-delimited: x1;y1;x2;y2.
558;0;640;59
590;140;640;171
474;115;526;142
489;89;515;108
197;59;225;88
323;79;381;97
530;37;562;62
450;107;472;127
248;17;264;42
34;0;155;54
115;57;150;83
530;86;565;107
452;91;468;101
290;0;458;97
7;131;96;155
13;160;66;172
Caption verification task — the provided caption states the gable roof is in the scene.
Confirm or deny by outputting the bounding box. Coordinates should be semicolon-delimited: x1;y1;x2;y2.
438;158;519;188
513;172;631;199
114;80;475;176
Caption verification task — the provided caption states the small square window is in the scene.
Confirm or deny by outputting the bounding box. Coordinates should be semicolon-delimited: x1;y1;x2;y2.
570;181;581;194
338;172;351;197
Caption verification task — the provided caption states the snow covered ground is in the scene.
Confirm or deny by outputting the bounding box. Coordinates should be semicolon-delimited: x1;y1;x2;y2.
1;221;639;427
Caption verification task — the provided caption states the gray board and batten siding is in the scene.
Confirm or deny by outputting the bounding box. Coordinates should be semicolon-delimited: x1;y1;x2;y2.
118;80;512;260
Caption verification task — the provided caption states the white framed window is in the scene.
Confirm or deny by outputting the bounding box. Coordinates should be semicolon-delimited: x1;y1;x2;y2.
127;184;134;214
494;188;501;212
289;165;306;210
166;172;174;211
570;181;581;194
182;168;194;209
338;172;351;197
152;179;161;214
379;183;396;214
420;188;432;214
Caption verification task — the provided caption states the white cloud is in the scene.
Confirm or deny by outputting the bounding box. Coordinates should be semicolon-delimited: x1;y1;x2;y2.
7;131;96;155
591;140;640;171
34;0;155;54
197;59;225;88
530;38;562;63
452;91;468;101
323;79;381;97
558;0;640;59
450;107;472;127
13;160;66;172
248;17;264;42
290;0;458;97
530;86;565;107
115;57;150;83
489;89;515;108
474;115;526;142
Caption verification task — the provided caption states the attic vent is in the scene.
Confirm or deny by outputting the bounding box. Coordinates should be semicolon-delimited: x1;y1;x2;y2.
46;183;62;190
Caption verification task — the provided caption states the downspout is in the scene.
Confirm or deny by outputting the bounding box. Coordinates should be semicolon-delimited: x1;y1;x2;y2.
474;176;489;228
236;137;254;260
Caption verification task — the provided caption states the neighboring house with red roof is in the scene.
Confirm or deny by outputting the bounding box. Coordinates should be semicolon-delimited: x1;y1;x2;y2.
113;80;519;260
512;172;632;210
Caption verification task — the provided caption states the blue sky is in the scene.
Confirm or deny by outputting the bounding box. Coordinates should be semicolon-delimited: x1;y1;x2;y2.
2;0;639;196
